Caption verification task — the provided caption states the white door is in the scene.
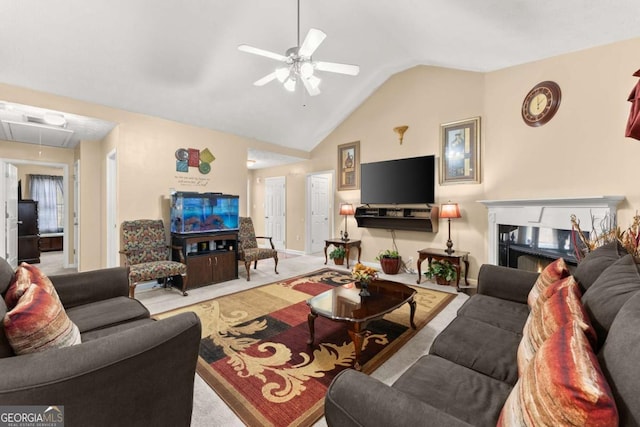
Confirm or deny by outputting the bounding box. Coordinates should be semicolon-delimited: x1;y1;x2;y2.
264;177;285;250
106;150;117;267
5;163;19;268
73;160;80;268
308;173;331;254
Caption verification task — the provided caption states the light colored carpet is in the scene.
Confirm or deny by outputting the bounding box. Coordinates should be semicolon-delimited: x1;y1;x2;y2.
134;253;469;427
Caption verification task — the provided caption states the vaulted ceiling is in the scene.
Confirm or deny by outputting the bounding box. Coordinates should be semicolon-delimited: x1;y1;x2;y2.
1;0;639;154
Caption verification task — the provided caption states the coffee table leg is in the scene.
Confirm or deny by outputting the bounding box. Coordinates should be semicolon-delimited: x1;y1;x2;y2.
348;323;366;371
408;299;417;329
307;312;317;345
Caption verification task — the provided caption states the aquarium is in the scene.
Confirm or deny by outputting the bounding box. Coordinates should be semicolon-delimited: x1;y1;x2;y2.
170;192;239;234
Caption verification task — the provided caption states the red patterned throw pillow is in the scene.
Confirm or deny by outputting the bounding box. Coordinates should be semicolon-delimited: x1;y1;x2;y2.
500;321;618;427
517;277;595;375
4;262;59;310
3;283;81;355
527;258;570;308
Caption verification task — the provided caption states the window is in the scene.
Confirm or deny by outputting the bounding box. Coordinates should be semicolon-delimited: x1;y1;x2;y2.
29;174;64;234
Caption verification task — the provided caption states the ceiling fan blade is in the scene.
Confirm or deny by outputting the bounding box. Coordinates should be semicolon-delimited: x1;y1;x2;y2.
298;28;327;57
315;61;360;76
238;44;287;62
253;72;278;86
302;77;321;96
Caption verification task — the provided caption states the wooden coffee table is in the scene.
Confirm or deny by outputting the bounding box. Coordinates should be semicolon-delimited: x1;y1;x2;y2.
306;279;416;370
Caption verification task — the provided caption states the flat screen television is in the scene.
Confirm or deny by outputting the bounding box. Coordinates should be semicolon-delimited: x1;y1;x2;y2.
170;192;239;233
360;155;435;205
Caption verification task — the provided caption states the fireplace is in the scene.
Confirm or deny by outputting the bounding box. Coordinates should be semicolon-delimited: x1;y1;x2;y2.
480;196;624;272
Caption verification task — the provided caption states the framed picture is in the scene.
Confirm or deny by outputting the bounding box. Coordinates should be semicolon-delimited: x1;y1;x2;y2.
337;141;360;191
440;117;481;185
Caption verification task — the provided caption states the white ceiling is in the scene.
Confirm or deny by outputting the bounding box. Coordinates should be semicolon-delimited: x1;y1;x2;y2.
1;1;639;158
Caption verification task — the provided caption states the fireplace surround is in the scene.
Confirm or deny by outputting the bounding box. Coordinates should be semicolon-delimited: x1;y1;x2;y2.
479;196;624;271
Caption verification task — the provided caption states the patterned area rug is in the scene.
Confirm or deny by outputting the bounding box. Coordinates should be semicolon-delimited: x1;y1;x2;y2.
156;268;455;427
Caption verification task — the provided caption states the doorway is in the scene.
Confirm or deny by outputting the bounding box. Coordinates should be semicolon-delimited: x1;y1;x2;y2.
306;171;332;254
0;158;72;270
106;150;117;267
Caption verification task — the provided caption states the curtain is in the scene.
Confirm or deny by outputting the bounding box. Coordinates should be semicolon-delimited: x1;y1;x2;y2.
29;174;63;234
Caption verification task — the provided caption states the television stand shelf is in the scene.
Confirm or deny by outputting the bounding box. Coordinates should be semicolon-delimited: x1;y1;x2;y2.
172;232;238;291
354;206;439;232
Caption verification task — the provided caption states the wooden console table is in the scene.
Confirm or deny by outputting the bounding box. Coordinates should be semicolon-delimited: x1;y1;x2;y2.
324;239;361;269
416;247;470;291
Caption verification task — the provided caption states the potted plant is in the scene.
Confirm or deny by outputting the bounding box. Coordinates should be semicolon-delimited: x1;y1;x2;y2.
424;259;457;285
329;246;346;265
376;249;402;275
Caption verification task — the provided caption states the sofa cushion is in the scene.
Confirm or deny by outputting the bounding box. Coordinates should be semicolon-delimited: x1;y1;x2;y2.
0;298;14;358
4;262;59;310
4;283;81;355
0;257;14;295
430;316;521;384
457;294;529;334
393;354;513;426
598;291;640;426
517;279;595;375
527;257;570;308
574;240;627;292
582;254;640;350
499;322;618;427
80;318;155;342
66;296;149;333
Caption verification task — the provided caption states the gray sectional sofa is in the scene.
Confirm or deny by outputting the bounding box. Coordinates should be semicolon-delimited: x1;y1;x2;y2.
325;242;640;426
0;257;201;427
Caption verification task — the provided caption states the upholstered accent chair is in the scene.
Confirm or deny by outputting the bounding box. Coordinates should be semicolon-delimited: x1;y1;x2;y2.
120;219;187;297
237;217;278;281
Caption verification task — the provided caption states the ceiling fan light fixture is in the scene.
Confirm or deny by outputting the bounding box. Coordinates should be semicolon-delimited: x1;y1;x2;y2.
275;67;289;83
284;78;296;92
300;61;315;79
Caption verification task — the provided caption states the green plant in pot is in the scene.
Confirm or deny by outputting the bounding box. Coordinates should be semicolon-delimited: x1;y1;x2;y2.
424;259;457;285
376;249;402;275
329;246;346;265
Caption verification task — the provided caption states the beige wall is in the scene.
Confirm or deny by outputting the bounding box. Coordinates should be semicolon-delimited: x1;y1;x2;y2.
0;86;307;270
251;37;640;279
3;37;640;277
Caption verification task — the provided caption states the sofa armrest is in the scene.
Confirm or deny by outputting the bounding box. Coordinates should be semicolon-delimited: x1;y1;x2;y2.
50;267;129;308
325;370;473;427
476;264;538;303
0;311;201;427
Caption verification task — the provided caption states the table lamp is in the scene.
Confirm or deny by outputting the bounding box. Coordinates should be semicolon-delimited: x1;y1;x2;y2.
440;201;462;254
339;203;355;241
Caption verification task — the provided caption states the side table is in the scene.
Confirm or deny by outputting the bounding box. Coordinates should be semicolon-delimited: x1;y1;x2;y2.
324;239;362;269
416;247;470;292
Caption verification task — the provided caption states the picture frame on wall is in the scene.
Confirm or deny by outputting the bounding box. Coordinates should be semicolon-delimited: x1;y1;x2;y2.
440;117;481;185
337;141;360;191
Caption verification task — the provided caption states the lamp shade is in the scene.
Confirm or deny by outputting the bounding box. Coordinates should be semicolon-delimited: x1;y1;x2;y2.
339;203;355;215
440;202;461;219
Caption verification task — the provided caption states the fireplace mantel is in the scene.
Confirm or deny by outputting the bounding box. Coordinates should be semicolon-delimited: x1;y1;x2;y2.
479;196;624;265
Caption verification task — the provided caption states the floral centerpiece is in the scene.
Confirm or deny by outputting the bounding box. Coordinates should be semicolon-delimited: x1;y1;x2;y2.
571;213;640;261
352;263;378;296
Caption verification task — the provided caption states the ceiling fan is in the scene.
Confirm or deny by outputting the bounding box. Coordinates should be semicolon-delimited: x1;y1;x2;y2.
238;0;360;96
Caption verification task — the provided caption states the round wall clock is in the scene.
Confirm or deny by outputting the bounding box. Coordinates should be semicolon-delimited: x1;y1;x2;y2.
521;81;561;127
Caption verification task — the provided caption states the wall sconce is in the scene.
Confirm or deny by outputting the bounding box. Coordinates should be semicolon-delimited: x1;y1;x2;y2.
339;203;355;241
440;201;462;254
393;125;409;144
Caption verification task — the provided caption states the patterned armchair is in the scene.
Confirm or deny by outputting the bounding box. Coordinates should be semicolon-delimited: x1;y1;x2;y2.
120;219;188;298
237;217;278;281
